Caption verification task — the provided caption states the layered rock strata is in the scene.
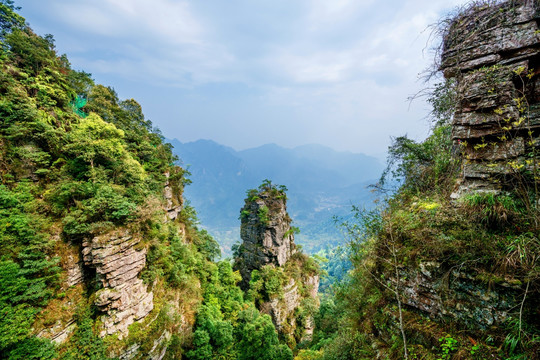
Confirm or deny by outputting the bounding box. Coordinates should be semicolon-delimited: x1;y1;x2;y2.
440;0;540;197
259;275;320;340
82;229;153;338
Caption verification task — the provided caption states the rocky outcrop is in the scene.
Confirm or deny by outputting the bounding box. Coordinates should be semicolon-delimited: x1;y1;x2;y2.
164;171;183;221
37;318;77;344
441;0;540;197
117;330;171;360
259;274;319;340
65;248;84;287
234;183;319;341
82;229;153;338
259;279;301;333
236;190;296;288
398;261;522;329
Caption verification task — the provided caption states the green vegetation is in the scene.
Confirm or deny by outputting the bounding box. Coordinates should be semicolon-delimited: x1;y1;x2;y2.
312;246;351;293
241;180;293;228
249;265;286;302
0;0;189;353
183;257;294;360
258;205;270;226
284;226;300;238
305;120;539;357
7;1;540;359
59;307;111;360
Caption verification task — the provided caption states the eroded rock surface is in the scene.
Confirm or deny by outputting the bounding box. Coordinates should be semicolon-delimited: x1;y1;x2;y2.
82;229;153;338
235;184;319;341
236;192;295;288
164;171;183;221
66;251;84;287
37;319;77;344
259;279;301;333
259;274;319;340
441;0;540;197
398;261;522;329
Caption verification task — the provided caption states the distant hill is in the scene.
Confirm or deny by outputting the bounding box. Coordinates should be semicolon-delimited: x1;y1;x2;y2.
168;139;384;255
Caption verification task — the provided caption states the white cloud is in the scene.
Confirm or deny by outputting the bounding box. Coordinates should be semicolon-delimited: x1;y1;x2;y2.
51;0;203;43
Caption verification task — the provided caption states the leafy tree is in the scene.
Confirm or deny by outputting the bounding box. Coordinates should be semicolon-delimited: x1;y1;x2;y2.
5;29;57;75
0;0;24;40
194;228;221;262
0;184;59;354
378;124;457;195
66;114;127;171
60;311;111;360
236;306;293;360
186;329;213;360
5;336;57;360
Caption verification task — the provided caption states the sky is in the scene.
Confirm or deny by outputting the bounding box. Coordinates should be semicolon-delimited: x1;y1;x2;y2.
17;0;464;158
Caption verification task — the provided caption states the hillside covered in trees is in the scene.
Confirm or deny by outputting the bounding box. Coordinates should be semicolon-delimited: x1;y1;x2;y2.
1;0;540;360
0;1;319;359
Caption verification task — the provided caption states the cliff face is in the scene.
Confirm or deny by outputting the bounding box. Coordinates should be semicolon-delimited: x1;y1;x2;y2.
82;229;153;338
441;0;540;197
0;12;214;356
363;1;540;356
234;183;320;342
308;3;540;358
398;260;522;329
402;0;540;329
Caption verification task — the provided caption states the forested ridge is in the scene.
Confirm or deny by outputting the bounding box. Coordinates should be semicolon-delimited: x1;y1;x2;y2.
1;1;540;360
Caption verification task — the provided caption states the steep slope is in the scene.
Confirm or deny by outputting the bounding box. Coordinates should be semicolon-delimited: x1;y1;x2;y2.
0;7;221;359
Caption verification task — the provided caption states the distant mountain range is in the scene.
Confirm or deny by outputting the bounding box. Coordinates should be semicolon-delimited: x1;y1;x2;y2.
168;139;384;255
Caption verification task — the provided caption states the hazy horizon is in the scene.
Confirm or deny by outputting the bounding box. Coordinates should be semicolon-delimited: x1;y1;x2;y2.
169;137;387;159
